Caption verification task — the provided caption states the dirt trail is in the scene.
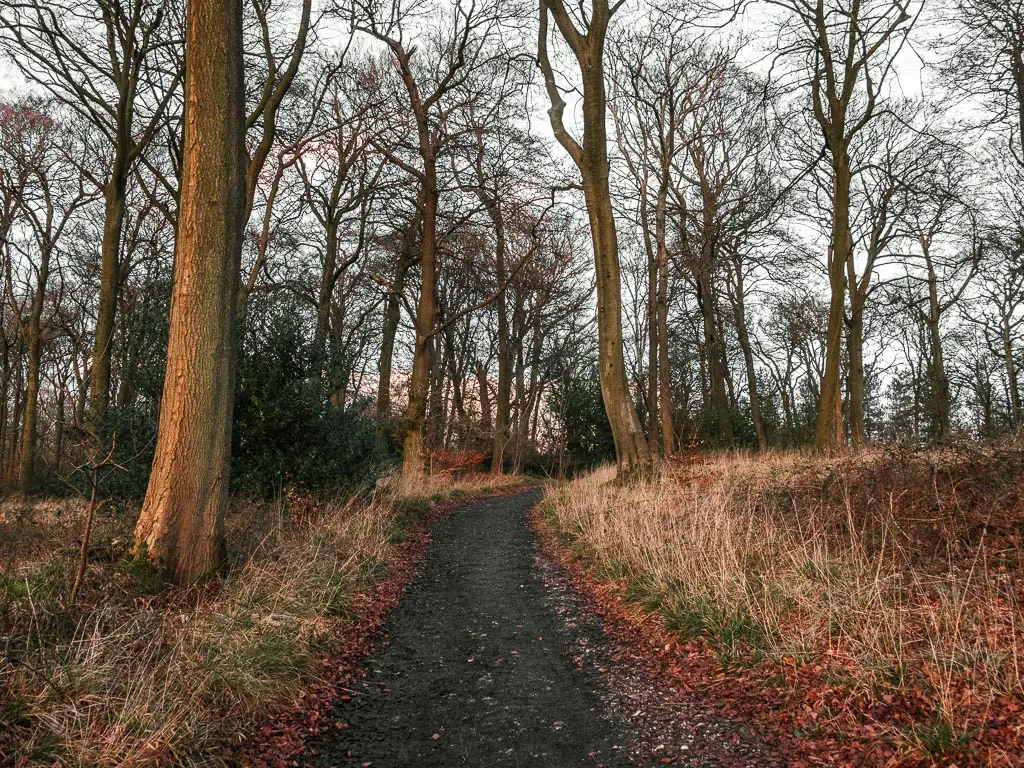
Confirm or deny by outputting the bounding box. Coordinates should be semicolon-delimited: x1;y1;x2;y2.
299;489;777;768
300;489;635;767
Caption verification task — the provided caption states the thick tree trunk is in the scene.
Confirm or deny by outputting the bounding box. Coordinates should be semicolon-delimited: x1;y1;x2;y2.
539;0;650;478
401;183;437;476
133;0;245;583
816;152;851;451
926;256;951;442
585;177;651;476
580;76;650;476
696;266;730;444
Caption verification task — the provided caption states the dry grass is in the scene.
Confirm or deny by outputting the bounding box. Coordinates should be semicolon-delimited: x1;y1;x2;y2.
542;445;1024;754
0;470;526;767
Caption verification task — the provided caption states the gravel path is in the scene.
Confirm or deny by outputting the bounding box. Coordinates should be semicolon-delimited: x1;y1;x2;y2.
300;489;636;767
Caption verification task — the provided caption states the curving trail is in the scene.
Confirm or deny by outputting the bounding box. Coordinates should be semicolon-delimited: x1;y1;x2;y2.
300;489;635;767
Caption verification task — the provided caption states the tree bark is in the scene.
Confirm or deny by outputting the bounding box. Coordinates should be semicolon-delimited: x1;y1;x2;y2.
539;0;651;478
315;217;339;368
655;184;674;456
133;0;245;583
17;244;50;491
925;251;952;442
816;150;851;451
90;174;127;421
402;180;438;476
377;216;418;418
729;259;766;452
1002;319;1022;430
847;298;866;446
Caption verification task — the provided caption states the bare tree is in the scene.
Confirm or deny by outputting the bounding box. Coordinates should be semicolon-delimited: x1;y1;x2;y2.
538;0;651;477
0;0;182;421
767;0;921;450
1;102;94;489
345;0;506;475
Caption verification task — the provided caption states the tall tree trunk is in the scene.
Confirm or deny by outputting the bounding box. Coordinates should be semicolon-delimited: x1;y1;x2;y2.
655;187;674;455
1002;319;1022;430
696;264;730;443
18;247;50;492
539;0;651;478
488;203;511;474
729;262;766;452
377;245;415;418
90;173;128;421
315;217;339;372
925;254;952;442
847;300;866;446
718;304;737;410
641;193;659;454
587;177;650;476
402;180;438;476
816;151;851;451
133;0;245;583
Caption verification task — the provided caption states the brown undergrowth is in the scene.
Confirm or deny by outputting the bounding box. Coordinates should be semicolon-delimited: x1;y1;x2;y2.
0;470;529;767
538;444;1024;767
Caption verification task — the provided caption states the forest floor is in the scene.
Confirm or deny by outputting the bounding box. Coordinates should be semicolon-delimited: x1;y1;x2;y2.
5;445;1022;767
0;471;529;767
294;489;777;768
539;444;1024;768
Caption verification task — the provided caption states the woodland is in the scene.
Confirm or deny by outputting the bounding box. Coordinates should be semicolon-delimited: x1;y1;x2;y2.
2;0;1024;765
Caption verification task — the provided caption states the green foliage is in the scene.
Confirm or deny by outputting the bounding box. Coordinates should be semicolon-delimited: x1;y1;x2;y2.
1;559;67;603
388;497;431;543
94;406;159;499
550;366;616;472
907;712;972;757
232;300;397;496
117;548;165;595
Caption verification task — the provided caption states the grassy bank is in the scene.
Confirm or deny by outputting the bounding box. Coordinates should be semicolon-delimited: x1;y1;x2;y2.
0;471;526;766
539;445;1024;766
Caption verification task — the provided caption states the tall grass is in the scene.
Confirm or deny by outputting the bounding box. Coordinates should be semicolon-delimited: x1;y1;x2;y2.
542;448;1024;732
1;471;524;766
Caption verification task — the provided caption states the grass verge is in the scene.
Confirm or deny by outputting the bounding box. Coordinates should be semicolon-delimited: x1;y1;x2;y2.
538;444;1024;767
0;470;530;766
